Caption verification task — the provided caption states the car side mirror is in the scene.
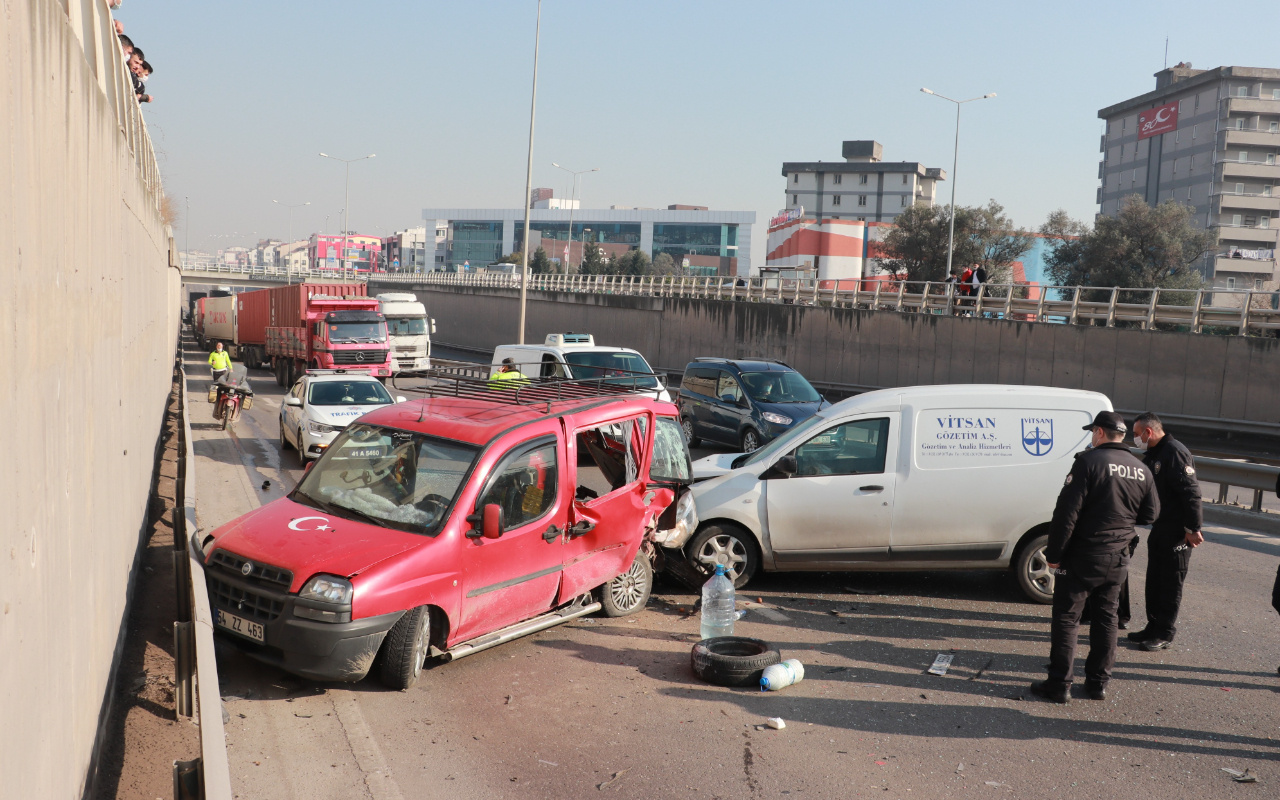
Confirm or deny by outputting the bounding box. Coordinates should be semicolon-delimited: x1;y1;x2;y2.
720;394;737;404
430;319;437;334
764;455;797;479
395;395;408;404
285;396;302;407
482;503;504;539
304;460;314;472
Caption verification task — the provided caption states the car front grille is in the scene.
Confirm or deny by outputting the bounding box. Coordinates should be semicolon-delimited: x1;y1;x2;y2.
332;349;389;365
210;549;292;588
206;549;292;623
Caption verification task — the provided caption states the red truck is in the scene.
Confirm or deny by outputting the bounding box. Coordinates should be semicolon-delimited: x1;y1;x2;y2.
222;283;394;387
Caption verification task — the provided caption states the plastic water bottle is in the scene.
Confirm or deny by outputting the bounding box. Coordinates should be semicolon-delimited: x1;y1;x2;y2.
760;659;805;691
700;564;736;640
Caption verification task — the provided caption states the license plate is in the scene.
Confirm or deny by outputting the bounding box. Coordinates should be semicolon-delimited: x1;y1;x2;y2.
216;609;265;642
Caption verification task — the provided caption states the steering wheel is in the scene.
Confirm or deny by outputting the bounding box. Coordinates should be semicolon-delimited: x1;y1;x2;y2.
417;493;450;520
338;468;374;486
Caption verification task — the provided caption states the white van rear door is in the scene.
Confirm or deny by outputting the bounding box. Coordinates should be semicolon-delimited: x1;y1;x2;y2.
764;413;899;564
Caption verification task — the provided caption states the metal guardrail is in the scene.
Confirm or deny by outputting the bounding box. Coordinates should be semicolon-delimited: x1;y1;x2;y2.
369;273;1280;336
1194;455;1280;512
172;357;233;799
179;264;366;283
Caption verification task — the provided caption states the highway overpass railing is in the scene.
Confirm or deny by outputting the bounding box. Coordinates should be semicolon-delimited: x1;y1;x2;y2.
371;272;1280;336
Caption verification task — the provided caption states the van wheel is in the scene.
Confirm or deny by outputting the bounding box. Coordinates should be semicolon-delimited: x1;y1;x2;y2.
741;428;760;453
378;606;432;690
687;524;758;588
1014;534;1055;604
681;417;701;447
599;553;652;617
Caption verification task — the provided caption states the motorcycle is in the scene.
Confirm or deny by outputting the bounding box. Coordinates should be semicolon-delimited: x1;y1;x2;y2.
210;364;254;431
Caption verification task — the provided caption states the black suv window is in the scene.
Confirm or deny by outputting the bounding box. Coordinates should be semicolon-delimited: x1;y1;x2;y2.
715;371;744;404
681;367;718;398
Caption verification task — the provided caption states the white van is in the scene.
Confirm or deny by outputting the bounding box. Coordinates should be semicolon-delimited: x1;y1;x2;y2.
658;384;1111;603
491;333;672;401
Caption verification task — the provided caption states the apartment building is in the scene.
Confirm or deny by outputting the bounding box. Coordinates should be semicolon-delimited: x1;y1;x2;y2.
1097;64;1280;296
780;140;946;224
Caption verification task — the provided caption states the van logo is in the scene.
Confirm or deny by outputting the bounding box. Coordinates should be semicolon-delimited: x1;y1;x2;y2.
240;561;254;576
1021;419;1053;456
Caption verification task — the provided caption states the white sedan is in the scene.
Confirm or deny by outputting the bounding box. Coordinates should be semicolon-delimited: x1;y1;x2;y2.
280;370;406;461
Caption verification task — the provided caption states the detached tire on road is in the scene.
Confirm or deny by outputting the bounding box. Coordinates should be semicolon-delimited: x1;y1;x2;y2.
1014;533;1055;604
378;606;432;690
691;637;781;687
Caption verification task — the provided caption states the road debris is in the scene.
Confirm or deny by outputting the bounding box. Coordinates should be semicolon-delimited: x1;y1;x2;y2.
969;657;994;681
1222;767;1258;783
538;760;558;767
927;654;955;676
598;769;629;790
844;586;882;595
766;717;786;730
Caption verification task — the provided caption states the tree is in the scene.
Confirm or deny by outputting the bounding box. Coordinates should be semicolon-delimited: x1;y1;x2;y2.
497;251;522;265
1040;196;1212;298
529;247;552;275
879;201;1032;284
579;242;606;275
612;249;652;276
651;251;679;276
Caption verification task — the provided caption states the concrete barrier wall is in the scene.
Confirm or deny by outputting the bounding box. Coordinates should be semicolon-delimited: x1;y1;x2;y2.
369;281;1280;424
0;1;180;797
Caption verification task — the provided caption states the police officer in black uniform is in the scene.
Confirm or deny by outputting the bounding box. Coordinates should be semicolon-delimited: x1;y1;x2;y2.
1126;412;1204;651
1031;411;1160;703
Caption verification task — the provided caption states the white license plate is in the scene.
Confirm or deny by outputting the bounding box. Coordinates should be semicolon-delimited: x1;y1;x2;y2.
216;609;265;642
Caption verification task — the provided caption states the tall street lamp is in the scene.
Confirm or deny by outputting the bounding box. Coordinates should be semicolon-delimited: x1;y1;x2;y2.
184;196;190;268
920;88;995;276
273;199;310;283
517;0;543;344
552;163;599;272
319;152;375;281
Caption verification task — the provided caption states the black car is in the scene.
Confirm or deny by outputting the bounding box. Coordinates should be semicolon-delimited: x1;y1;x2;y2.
677;358;830;452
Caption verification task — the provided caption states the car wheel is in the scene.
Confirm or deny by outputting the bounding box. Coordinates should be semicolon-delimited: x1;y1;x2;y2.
377;606;432;690
279;417;292;451
687;524;758;589
599;552;652;617
298;427;307;460
690;636;781;687
681;417;701;447
1014;534;1054;604
741;428;760;453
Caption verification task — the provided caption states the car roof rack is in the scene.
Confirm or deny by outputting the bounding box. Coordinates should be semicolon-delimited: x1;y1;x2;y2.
419;364;654;408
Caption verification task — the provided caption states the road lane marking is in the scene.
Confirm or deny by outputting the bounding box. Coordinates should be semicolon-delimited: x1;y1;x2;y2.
331;689;406;800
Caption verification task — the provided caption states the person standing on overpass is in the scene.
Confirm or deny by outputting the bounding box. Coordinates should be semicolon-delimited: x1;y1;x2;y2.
208;342;231;384
1127;412;1204;652
1031;411;1160;703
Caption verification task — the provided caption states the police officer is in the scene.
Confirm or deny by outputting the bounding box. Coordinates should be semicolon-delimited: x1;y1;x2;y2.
1031;411;1160;703
1126;412;1204;652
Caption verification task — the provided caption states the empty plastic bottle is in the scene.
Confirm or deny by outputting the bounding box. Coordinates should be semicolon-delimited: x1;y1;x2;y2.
760;659;805;691
700;564;736;640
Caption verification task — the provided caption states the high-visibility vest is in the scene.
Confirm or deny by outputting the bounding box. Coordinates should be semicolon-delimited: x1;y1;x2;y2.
487;369;529;390
208;350;232;371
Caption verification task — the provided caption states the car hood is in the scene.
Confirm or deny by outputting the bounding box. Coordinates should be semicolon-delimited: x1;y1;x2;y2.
309;403;388;427
205;497;426;591
692;452;744;480
754;399;827;422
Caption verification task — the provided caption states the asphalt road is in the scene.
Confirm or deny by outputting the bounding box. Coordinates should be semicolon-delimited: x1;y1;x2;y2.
189;348;1280;799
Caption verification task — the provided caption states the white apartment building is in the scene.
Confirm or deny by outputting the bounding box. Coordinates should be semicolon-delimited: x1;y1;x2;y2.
781;140;946;224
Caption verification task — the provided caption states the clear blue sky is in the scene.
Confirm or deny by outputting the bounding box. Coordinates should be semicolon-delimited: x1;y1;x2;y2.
122;0;1278;259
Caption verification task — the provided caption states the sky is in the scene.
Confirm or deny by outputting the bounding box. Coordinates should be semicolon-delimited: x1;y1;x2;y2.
121;0;1279;261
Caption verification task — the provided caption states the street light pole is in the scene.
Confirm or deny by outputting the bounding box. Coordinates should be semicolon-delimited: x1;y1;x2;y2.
319;152;375;282
184;196;190;269
552;163;600;272
920;88;995;276
517;0;542;345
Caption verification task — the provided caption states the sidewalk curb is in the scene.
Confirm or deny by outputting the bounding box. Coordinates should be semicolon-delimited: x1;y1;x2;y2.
1204;503;1280;537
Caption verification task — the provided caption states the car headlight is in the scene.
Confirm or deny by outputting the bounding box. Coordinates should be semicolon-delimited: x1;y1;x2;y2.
762;412;792;426
676;489;698;533
299;574;353;604
307;420;338;434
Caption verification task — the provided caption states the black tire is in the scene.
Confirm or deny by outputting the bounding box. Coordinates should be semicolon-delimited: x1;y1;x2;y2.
599;552;652;617
687;523;759;589
741;428;760;453
274;360;284;387
220;404;231;431
690;636;781;687
279;417;292;451
1014;533;1054;604
378;606;432;690
681;417;701;448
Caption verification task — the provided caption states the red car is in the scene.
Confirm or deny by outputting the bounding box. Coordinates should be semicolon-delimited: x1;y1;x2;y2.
198;378;696;689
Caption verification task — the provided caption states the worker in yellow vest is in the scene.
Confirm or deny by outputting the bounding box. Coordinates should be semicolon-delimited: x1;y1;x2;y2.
208;342;232;384
488;357;529;390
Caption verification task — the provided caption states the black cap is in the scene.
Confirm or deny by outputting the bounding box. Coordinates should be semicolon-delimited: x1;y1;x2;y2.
501;357;515;366
1083;411;1127;433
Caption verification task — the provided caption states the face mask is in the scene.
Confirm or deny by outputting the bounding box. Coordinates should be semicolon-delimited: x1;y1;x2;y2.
1134;436;1147;450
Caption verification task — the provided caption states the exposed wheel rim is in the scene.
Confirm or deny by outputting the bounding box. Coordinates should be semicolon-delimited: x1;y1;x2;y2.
681;418;695;442
411;611;430;678
1026;544;1054;597
742;431;759;452
695;534;748;582
609;558;647;612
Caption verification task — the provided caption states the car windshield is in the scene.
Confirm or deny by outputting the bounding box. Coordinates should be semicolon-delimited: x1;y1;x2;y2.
308;380;393;406
387;317;427;335
329;321;386;343
738;371;821;403
292;424;477;534
733;413;828;469
564;351;660;389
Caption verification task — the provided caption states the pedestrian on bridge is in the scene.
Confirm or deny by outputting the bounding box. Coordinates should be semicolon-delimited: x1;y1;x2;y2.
1127;412;1204;652
1031;411;1160;704
208;342;231;384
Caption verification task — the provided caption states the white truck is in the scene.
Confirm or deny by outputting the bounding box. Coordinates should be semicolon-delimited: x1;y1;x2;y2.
491;333;671;401
375;293;434;373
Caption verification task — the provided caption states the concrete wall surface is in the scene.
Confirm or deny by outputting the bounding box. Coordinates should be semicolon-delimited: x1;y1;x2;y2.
370;281;1280;425
0;1;179;797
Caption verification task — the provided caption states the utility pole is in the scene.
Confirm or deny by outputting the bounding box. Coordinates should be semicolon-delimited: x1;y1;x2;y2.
517;0;542;344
